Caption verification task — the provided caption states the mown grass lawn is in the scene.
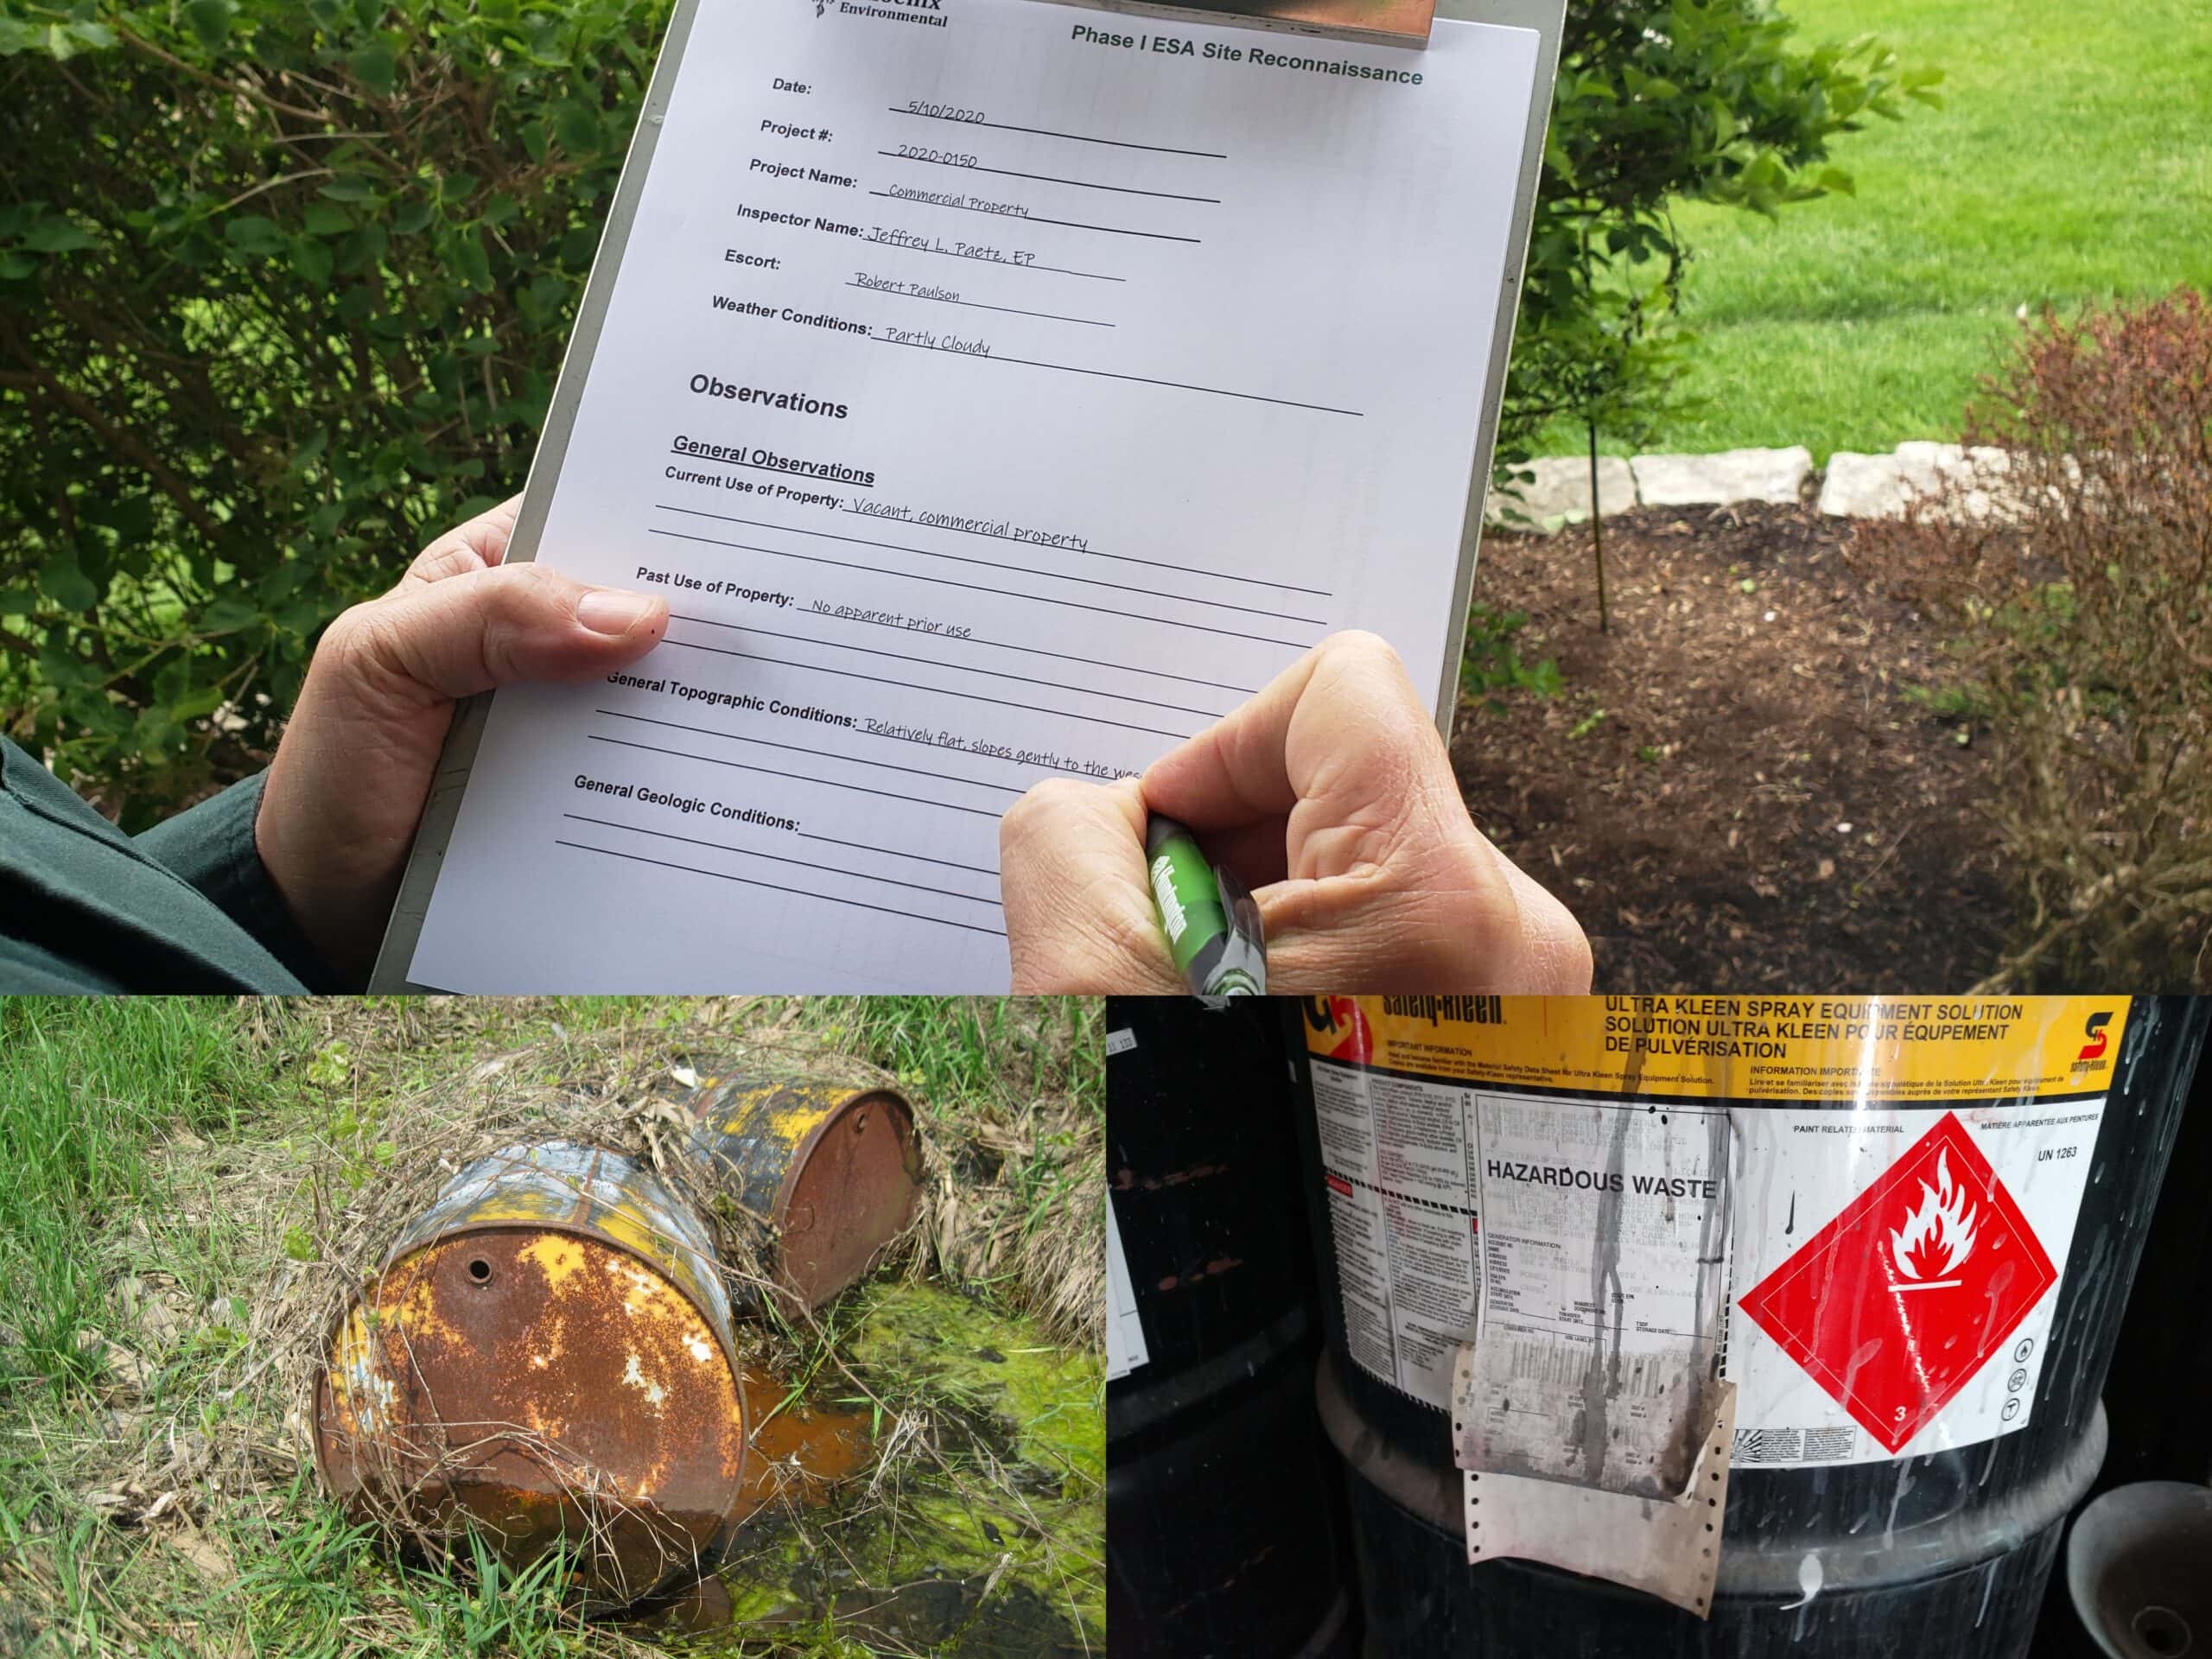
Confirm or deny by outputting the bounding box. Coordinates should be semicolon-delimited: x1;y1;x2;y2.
1547;0;2212;462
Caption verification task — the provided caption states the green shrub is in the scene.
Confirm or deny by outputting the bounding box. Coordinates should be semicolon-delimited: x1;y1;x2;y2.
0;0;669;824
1501;2;1942;470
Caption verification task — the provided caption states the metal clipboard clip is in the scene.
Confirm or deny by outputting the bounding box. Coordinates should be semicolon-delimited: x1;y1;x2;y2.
1027;0;1436;49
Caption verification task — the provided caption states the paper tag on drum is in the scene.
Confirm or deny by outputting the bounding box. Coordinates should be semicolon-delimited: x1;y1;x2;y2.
1455;1095;1732;1497
1105;1197;1150;1381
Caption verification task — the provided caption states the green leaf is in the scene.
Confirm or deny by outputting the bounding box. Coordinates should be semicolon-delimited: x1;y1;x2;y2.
335;224;388;274
200;596;261;632
391;197;434;236
182;0;232;51
38;560;99;612
521;119;549;163
454;232;492;290
559;226;599;270
167;683;228;721
318;175;377;203
291;237;334;285
223;215;285;256
283;1226;317;1263
351;41;397;99
23;219;93;253
553;100;600;156
302;200;353;236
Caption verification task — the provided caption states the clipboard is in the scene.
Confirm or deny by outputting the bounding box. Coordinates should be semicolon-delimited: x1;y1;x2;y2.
367;0;1566;992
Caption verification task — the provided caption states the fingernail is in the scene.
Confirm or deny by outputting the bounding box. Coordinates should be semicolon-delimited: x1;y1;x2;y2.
577;590;658;637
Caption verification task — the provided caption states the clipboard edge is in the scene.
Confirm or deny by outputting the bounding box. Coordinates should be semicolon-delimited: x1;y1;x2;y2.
1428;0;1567;740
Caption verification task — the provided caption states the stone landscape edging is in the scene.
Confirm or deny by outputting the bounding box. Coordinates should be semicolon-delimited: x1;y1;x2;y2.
1488;442;2024;531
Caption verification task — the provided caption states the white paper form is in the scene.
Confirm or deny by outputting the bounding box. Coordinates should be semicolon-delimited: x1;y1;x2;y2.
404;0;1543;991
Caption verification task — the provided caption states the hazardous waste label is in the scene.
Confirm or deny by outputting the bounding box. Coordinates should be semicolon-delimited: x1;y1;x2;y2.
1736;1111;2059;1454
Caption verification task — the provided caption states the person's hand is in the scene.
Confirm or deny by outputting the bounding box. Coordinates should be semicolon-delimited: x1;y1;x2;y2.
998;631;1591;994
256;499;669;984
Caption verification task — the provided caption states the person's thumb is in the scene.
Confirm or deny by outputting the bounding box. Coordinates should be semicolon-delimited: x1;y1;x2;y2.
1000;777;1185;994
329;562;669;706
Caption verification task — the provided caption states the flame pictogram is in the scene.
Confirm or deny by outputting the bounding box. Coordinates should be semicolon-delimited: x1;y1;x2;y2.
1890;1151;1978;1287
1740;1113;2059;1452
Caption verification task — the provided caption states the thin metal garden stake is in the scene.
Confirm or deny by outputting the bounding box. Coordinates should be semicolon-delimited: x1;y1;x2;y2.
1588;416;1610;634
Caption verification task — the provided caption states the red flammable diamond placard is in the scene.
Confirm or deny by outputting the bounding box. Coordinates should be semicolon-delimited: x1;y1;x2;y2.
1737;1111;2059;1454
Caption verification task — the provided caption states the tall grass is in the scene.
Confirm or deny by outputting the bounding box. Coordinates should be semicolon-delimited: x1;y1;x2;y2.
804;995;1103;1110
0;1000;257;1397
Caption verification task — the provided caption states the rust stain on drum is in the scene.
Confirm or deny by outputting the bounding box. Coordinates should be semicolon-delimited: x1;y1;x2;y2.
314;1146;750;1609
687;1080;925;1313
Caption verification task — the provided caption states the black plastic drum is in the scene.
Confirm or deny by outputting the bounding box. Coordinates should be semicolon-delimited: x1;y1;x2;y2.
1108;996;1357;1659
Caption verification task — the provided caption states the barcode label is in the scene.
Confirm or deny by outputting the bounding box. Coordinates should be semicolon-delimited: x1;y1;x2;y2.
1732;1427;1802;1464
1733;1425;1857;1465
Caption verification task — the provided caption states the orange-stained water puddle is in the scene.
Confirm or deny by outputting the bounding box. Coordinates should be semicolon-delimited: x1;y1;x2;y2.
731;1367;874;1524
637;1372;874;1636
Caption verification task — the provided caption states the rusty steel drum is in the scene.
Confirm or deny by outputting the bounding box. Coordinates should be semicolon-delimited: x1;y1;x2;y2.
314;1142;750;1609
683;1077;923;1313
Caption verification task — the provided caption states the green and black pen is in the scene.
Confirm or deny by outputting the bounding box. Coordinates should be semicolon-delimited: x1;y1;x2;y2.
1144;815;1267;997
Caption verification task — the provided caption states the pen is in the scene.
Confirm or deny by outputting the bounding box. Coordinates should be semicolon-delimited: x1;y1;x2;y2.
1144;815;1267;997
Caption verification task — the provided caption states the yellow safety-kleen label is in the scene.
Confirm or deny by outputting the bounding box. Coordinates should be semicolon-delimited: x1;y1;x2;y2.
1300;995;2129;1103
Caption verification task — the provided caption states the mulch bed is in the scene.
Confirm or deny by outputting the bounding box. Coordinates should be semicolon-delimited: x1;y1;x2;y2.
1452;502;2014;991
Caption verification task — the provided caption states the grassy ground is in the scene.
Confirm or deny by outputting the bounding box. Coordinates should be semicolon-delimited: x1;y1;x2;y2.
0;997;1103;1658
1544;0;2212;461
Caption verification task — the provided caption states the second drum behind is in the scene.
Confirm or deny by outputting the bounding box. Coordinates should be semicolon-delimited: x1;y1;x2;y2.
683;1075;924;1315
1106;998;1357;1659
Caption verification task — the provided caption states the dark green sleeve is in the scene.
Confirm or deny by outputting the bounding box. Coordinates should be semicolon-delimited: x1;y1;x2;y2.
133;772;349;993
